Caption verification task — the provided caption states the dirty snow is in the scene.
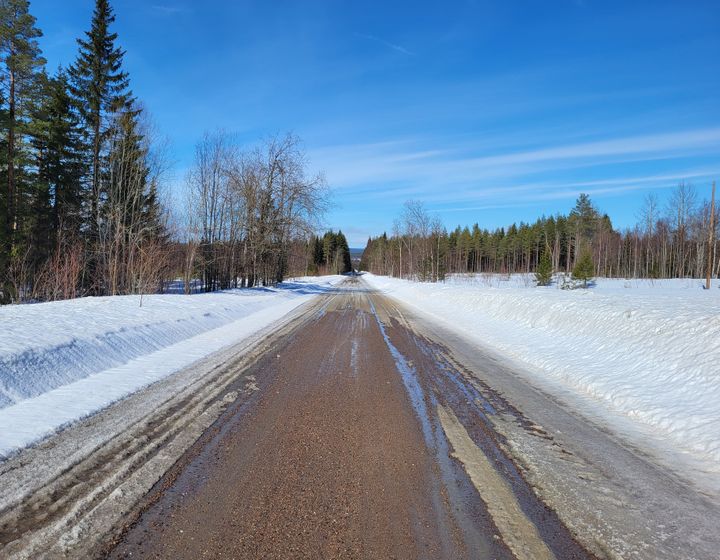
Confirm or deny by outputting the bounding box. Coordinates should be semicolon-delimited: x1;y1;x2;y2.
0;276;343;457
363;273;720;474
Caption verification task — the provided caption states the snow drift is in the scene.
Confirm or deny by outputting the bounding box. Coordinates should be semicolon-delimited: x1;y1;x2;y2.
363;273;720;469
0;276;343;456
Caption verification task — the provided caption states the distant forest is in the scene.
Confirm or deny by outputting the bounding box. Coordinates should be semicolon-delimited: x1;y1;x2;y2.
0;0;330;303
360;186;718;282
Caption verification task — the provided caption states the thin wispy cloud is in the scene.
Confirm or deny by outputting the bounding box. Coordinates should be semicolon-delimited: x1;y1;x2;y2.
354;32;414;56
151;4;189;16
462;128;720;169
314;127;720;192
436;175;703;209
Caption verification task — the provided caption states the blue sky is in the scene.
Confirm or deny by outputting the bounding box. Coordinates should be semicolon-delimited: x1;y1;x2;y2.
33;0;720;246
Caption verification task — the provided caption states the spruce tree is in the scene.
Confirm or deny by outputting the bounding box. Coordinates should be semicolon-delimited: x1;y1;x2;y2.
25;157;51;281
322;231;337;270
32;69;86;240
111;107;163;242
141;177;165;242
312;235;324;269
535;249;553;286
336;230;351;273
0;0;45;298
68;0;134;289
105;109;147;225
572;249;595;288
359;236;372;272
104;107;165;293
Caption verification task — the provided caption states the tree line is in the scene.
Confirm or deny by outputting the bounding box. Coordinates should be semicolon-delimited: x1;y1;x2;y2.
360;184;719;283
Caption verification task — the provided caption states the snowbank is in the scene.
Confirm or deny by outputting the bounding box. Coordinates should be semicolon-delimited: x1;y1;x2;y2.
0;276;343;456
363;273;720;469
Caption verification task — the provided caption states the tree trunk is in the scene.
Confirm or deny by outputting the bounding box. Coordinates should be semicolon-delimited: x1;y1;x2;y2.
6;66;16;251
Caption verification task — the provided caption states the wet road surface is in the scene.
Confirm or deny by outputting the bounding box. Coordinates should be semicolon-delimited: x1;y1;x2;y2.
104;278;594;560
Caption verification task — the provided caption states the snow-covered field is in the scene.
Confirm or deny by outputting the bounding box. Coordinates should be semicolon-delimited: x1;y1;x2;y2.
363;273;720;477
0;276;343;457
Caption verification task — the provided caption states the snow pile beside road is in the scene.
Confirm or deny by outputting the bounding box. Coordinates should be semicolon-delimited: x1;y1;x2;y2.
0;276;343;456
363;273;720;467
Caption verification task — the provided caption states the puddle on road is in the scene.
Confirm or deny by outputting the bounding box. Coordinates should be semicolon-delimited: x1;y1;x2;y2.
416;337;498;416
368;299;435;446
350;338;359;377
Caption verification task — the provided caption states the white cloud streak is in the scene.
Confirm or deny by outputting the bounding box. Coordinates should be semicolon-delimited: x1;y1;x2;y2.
152;4;189;16
354;33;414;55
312;128;720;205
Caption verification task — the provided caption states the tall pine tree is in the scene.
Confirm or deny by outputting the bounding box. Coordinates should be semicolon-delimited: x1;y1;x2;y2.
0;0;45;300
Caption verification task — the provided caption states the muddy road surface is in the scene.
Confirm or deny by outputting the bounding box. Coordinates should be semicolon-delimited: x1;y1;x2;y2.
3;277;719;559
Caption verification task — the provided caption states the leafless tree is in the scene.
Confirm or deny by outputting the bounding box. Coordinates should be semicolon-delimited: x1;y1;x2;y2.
184;132;328;291
32;223;85;301
185;130;235;291
666;182;697;277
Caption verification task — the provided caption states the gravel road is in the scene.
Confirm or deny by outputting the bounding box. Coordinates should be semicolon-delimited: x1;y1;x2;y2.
105;278;593;560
